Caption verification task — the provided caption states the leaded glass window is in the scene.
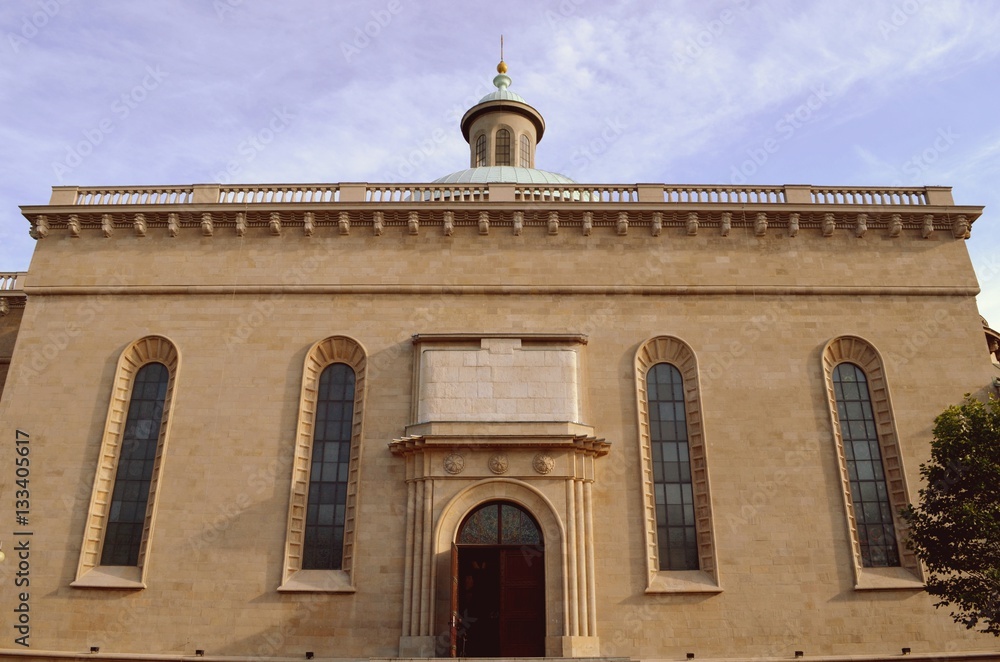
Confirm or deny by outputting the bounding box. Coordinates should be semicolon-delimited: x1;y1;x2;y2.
302;362;356;569
833;363;900;567
519;134;530;168
475;134;487;167
647;363;698;570
101;362;168;566
458;502;541;546
495;129;511;166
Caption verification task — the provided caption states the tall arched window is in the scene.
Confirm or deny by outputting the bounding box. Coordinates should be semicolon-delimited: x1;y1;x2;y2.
281;335;367;593
495;129;511;166
101;362;169;566
822;335;920;586
73;335;179;588
475;134;487;167
832;363;899;567
647;363;698;570
519;134;530;168
635;336;718;592
302;362;356;569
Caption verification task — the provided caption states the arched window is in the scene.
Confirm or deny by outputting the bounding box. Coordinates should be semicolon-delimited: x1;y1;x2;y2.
281;335;367;593
635;336;718;592
475;134;487;167
458;501;542;546
647;363;698;570
101;362;169;566
832;363;899;567
495;129;511;166
73;335;179;588
302;363;356;569
822;335;920;586
519;134;530;168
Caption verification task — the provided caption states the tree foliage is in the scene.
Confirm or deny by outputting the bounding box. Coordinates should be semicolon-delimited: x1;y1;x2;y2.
902;394;1000;636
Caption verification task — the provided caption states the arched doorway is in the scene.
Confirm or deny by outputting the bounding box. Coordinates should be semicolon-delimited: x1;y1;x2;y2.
453;501;545;657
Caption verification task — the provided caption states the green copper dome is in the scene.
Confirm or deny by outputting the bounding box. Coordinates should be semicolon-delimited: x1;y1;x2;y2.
433;166;575;185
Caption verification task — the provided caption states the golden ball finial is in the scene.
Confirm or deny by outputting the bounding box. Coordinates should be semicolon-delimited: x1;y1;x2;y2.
497;60;508;74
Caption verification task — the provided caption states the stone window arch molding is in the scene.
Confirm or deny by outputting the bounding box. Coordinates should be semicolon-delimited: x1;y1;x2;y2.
821;335;923;590
635;336;720;593
279;335;367;593
72;335;180;589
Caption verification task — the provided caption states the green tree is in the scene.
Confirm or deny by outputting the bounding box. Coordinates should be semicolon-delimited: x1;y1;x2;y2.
902;394;1000;636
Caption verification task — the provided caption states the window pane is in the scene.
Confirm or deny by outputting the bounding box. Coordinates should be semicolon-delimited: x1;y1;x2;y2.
101;362;169;566
647;363;698;571
832;363;900;567
458;502;542;547
495;129;511;166
475;134;487;167
302;363;356;570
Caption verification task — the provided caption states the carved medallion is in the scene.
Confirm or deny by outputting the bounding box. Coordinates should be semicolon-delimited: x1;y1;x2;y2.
533;454;555;475
488;454;509;475
443;453;465;475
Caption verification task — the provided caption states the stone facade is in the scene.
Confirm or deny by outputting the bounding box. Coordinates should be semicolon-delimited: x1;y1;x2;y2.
1;65;1000;662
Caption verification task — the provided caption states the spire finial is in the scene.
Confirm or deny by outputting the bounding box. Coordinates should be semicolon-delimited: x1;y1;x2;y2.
497;35;507;74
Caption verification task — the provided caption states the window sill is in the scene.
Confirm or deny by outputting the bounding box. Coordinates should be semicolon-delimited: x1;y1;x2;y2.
71;565;145;589
278;569;355;593
646;570;722;594
854;565;924;591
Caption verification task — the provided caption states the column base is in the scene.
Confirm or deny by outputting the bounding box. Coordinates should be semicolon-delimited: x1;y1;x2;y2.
553;635;601;657
398;636;437;657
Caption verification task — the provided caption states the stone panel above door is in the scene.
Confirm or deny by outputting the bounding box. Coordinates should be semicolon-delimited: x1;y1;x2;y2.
410;333;588;426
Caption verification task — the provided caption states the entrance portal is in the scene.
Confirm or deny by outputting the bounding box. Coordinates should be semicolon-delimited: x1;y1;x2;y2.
454;501;545;657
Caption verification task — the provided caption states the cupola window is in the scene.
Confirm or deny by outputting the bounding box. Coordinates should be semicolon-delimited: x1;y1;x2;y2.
495;129;511;166
475;134;487;167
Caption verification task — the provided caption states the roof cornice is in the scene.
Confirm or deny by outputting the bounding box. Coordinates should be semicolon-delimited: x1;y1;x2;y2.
18;183;982;242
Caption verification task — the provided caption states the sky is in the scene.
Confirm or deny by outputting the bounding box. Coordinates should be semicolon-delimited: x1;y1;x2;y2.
1;0;998;325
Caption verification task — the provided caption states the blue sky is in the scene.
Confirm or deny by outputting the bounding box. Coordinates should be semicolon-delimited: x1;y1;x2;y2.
1;0;998;325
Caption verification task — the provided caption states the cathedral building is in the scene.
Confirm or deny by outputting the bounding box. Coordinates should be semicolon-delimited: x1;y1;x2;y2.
1;60;999;662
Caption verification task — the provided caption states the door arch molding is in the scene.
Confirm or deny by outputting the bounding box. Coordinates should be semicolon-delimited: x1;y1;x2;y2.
434;479;567;650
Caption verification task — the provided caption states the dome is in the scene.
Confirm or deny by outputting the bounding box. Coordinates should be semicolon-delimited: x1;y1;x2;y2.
476;86;528;105
448;59;554;178
433;166;575;185
459;68;545;143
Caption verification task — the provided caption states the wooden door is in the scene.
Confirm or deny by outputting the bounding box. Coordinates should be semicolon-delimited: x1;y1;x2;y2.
450;542;459;658
499;548;546;657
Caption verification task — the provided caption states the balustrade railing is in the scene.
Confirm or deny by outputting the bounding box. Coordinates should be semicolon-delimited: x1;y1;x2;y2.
365;185;488;203
74;186;193;205
49;183;941;208
514;185;639;203
662;185;786;204
219;185;339;204
810;187;928;205
0;272;26;291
